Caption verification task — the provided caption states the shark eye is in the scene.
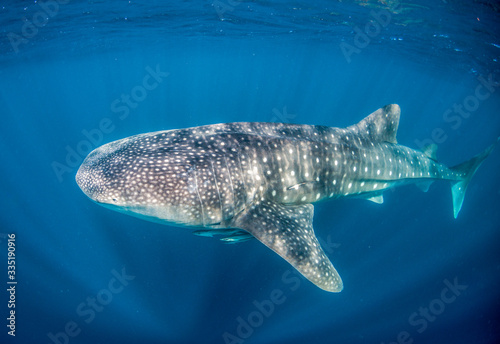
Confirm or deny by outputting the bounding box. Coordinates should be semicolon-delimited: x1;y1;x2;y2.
112;198;117;202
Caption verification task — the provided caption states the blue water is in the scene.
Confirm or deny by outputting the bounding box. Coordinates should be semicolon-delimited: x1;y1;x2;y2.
1;1;499;343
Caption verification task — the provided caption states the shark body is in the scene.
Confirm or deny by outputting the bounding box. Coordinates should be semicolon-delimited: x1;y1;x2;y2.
76;104;495;292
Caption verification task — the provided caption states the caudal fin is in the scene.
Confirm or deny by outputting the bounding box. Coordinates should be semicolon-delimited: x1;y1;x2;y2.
450;138;498;218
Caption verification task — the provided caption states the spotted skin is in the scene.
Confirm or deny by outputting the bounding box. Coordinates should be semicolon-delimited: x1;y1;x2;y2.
76;104;495;292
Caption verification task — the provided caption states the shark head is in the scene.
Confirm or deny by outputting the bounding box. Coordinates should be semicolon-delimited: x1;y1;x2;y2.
76;138;129;206
75;132;205;226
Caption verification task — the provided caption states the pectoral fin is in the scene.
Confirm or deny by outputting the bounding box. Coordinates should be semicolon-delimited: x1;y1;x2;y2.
230;200;343;292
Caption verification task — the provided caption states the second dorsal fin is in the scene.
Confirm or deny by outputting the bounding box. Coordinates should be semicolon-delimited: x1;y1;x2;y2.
422;144;438;161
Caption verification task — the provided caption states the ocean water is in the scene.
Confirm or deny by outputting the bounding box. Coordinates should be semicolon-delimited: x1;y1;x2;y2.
1;1;499;343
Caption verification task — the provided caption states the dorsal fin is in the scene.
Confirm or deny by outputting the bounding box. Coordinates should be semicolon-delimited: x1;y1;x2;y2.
422;144;438;161
348;104;400;144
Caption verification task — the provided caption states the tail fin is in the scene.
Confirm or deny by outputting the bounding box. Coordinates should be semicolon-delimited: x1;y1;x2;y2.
450;138;498;218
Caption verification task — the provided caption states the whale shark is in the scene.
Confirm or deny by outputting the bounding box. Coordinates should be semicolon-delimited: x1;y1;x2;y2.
76;104;496;292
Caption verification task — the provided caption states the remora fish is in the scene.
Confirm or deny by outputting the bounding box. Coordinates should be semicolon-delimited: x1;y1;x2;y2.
76;104;496;292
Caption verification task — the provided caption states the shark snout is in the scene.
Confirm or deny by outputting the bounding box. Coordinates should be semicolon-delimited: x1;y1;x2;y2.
75;143;122;204
76;159;105;203
76;138;146;207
